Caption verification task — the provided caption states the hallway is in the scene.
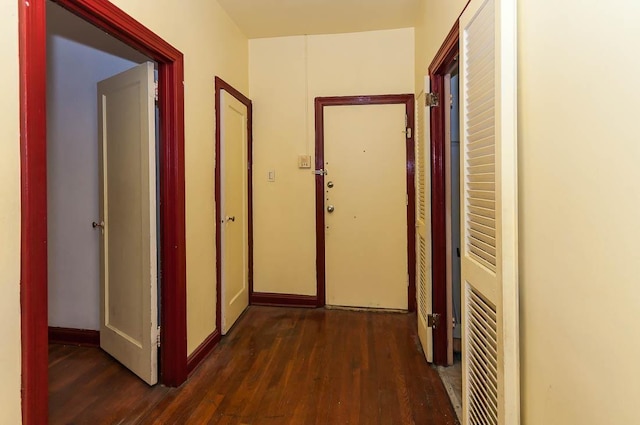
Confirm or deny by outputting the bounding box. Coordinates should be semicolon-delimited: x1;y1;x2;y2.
49;307;458;424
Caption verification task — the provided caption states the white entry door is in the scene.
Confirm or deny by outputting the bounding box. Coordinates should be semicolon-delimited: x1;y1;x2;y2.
220;90;249;334
97;62;158;385
324;104;408;310
460;0;519;423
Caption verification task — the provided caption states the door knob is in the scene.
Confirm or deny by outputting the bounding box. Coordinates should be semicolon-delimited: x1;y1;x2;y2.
327;181;334;188
327;205;335;213
226;216;236;222
92;221;104;229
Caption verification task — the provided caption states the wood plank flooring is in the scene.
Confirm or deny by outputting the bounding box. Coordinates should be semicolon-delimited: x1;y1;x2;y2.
49;306;458;424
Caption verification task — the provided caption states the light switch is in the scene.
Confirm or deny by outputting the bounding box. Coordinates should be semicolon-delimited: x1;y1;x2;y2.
298;154;311;169
267;170;276;182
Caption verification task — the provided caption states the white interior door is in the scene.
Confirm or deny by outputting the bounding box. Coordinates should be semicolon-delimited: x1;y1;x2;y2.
220;90;249;334
460;0;519;423
324;104;408;310
98;62;158;385
416;80;434;362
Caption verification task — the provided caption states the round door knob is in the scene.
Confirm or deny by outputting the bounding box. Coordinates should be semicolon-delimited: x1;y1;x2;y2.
327;205;335;213
327;181;334;188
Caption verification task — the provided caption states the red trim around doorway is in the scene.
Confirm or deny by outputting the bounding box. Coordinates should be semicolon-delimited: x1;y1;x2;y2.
19;1;48;423
214;77;253;335
20;1;187;423
428;23;460;366
314;94;416;311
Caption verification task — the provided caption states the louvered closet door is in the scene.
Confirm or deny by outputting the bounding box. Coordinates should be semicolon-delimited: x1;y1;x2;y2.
416;80;433;362
459;0;519;424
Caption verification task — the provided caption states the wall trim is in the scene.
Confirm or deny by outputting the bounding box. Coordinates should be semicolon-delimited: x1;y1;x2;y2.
187;329;221;375
48;327;100;347
214;76;253;332
20;1;187;423
250;292;318;308
314;94;416;311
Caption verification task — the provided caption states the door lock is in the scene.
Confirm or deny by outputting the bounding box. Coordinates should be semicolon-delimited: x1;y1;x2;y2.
327;205;335;213
327;181;334;188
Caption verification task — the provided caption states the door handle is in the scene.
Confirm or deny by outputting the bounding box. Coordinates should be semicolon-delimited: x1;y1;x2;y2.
92;221;105;229
226;216;236;222
327;205;335;213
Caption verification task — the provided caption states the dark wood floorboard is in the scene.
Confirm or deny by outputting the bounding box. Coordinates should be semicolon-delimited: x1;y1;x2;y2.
49;306;458;425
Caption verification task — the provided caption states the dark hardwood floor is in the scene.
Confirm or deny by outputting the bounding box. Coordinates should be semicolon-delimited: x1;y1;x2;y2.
49;306;458;424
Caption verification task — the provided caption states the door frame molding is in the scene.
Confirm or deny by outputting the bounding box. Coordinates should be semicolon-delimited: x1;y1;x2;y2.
19;0;188;423
214;77;253;334
428;22;460;366
314;94;416;311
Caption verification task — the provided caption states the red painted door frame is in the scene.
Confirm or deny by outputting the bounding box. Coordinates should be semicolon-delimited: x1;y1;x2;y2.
428;24;460;366
19;0;187;423
214;76;253;334
314;94;416;311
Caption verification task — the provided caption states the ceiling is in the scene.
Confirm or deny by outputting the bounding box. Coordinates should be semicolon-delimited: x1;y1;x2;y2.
216;0;420;39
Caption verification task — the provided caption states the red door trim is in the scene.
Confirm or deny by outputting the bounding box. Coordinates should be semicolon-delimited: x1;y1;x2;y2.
428;22;460;366
214;76;253;334
314;94;416;311
20;0;187;422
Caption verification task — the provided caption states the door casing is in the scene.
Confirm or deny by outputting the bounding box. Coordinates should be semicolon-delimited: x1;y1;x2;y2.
314;94;416;311
429;22;460;367
214;77;253;335
19;0;187;423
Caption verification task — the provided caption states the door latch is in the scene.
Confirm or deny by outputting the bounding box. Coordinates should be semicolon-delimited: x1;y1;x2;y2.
313;169;328;176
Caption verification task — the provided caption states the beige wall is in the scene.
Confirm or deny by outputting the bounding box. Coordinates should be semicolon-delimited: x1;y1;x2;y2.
0;0;23;421
106;0;248;355
417;0;640;423
250;28;415;296
518;0;640;423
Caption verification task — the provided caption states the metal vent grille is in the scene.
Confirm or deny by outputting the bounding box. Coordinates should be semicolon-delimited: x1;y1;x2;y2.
466;283;498;425
464;0;497;273
418;235;428;321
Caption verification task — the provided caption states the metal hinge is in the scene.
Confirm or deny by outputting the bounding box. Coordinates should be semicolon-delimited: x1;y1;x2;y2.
154;81;159;102
426;92;439;108
313;169;328;176
156;326;161;347
405;127;412;139
427;313;441;329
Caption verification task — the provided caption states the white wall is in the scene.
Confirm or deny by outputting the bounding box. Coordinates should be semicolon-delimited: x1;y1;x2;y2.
47;33;141;330
250;28;415;296
0;0;22;420
518;0;640;423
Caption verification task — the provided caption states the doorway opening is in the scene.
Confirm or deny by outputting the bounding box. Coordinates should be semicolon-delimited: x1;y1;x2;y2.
428;20;462;420
428;23;460;367
314;94;416;311
20;0;187;423
46;0;162;393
